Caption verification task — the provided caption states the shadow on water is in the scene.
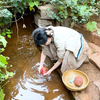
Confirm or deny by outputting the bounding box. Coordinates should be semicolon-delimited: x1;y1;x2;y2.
3;14;74;100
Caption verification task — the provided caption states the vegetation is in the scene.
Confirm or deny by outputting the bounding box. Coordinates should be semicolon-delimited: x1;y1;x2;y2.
48;0;100;24
0;29;14;100
86;21;100;34
0;88;5;100
0;9;12;25
0;0;46;26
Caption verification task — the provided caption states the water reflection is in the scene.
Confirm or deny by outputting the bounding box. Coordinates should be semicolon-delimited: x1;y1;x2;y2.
3;15;74;100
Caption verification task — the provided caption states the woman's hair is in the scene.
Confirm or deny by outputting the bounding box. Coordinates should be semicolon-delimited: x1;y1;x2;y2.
32;28;51;47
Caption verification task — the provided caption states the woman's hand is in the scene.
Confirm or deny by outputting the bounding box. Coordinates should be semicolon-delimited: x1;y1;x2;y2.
38;52;46;73
43;60;62;76
43;69;52;76
38;66;43;73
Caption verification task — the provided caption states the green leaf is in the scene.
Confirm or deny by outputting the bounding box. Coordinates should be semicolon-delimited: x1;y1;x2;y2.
6;31;11;35
97;29;100;35
0;62;6;68
0;88;5;100
29;2;34;7
13;3;18;7
0;78;4;82
0;48;5;52
66;0;71;6
6;29;10;32
0;35;7;47
0;73;5;79
7;35;11;38
1;32;6;36
29;7;33;11
4;75;8;79
92;21;97;29
3;19;9;25
18;9;22;13
34;1;39;7
8;72;14;77
0;55;8;64
86;21;97;32
6;71;14;77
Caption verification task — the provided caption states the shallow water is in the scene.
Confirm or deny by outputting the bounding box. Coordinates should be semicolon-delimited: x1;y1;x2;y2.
3;15;74;100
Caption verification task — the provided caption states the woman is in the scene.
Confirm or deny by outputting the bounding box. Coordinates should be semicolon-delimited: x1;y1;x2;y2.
32;26;89;75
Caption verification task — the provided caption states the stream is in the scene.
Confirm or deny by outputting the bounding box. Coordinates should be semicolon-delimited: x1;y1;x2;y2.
3;14;74;100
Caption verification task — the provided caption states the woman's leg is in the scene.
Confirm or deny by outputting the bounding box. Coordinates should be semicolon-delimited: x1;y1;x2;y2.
61;50;77;74
61;43;89;74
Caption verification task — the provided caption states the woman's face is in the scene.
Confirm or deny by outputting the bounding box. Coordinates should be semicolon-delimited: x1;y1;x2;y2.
45;37;51;45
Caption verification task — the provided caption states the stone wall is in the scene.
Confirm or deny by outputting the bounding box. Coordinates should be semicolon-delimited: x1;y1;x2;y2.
34;4;72;28
74;24;100;47
34;4;57;27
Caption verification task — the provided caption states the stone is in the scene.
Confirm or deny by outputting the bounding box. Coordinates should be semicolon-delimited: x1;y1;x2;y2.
71;42;100;100
74;24;92;42
73;24;100;47
89;14;100;22
88;43;100;69
34;12;40;27
91;31;100;47
38;19;53;27
57;42;100;100
34;12;54;27
37;4;57;19
61;17;72;27
56;21;61;26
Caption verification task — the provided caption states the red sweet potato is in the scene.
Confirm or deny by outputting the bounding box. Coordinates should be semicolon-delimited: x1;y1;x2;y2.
40;66;48;75
74;76;83;87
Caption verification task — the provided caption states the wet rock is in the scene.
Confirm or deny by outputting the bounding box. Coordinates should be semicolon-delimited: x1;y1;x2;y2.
73;24;100;47
61;17;72;27
34;4;57;27
88;43;100;69
34;15;53;27
38;4;57;19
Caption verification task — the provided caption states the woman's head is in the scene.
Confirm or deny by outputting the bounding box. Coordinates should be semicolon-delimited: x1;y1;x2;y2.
32;27;52;47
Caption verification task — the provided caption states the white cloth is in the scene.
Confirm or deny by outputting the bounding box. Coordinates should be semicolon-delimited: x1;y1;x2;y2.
50;26;81;59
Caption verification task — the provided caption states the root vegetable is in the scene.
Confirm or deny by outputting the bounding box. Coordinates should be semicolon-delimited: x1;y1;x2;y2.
74;76;83;87
40;66;48;75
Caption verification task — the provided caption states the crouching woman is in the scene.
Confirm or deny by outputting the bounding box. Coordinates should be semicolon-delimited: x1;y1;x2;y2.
32;26;89;75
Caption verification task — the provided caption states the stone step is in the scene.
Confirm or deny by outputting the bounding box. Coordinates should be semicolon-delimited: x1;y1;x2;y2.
71;42;100;100
88;42;100;69
57;42;100;100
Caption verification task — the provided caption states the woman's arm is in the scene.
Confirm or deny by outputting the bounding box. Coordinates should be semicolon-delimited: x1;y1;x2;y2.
44;59;62;76
39;52;46;73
